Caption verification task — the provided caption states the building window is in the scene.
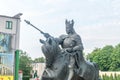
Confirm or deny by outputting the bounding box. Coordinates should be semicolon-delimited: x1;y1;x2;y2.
6;21;13;29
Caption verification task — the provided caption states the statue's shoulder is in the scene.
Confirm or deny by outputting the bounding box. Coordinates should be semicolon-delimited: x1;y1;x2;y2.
59;34;67;39
72;33;80;38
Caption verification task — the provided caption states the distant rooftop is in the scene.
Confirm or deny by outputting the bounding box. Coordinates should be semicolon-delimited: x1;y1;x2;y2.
0;13;23;19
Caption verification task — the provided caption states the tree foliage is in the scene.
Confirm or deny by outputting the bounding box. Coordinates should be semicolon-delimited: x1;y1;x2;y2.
87;44;120;71
19;51;32;79
110;44;120;71
33;57;45;63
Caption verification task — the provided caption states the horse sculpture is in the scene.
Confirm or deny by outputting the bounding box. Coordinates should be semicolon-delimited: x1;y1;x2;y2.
40;37;99;80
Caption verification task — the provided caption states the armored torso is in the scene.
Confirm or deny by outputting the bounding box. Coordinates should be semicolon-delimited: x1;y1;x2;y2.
62;35;76;48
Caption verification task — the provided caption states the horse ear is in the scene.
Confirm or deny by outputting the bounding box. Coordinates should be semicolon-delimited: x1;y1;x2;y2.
48;38;52;45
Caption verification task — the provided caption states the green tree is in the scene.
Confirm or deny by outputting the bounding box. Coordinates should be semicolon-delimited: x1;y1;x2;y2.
87;45;114;71
33;57;45;63
19;51;32;80
87;48;103;69
99;45;113;71
87;48;101;62
110;44;120;71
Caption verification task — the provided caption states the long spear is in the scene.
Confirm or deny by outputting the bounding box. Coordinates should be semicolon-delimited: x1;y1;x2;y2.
24;20;51;39
24;20;45;34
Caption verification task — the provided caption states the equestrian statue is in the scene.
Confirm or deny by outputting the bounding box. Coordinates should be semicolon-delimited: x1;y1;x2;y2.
25;19;100;80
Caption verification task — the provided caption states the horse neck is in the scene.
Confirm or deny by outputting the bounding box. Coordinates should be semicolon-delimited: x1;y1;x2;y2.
54;46;61;57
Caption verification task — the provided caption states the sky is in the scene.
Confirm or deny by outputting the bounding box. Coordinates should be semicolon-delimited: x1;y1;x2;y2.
0;0;120;59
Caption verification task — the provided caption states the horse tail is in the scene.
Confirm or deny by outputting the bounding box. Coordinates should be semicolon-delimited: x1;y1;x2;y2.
93;62;99;80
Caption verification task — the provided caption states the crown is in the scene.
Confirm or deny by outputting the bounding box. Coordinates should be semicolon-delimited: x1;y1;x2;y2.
65;19;74;28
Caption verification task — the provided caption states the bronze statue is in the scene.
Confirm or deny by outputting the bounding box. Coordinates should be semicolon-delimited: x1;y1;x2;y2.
40;20;99;80
25;19;100;80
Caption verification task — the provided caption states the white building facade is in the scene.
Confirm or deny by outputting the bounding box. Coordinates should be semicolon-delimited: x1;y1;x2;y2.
31;63;45;79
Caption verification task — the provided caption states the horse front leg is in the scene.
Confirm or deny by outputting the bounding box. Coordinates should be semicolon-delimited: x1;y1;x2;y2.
67;68;74;80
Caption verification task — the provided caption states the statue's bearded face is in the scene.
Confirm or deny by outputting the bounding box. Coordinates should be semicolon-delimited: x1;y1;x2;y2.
66;27;73;34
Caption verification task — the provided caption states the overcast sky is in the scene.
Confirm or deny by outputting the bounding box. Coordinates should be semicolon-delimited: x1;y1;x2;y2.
0;0;120;59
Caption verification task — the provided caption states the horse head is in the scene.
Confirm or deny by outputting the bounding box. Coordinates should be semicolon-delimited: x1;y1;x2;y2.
41;38;71;80
41;37;61;68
